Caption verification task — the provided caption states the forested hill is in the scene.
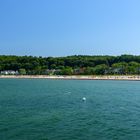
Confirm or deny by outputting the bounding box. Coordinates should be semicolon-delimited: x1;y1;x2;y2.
1;55;140;75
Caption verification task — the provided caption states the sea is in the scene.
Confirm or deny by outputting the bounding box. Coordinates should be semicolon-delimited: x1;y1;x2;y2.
0;79;140;140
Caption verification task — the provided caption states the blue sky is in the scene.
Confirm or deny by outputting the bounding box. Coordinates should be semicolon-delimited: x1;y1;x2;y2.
0;0;140;56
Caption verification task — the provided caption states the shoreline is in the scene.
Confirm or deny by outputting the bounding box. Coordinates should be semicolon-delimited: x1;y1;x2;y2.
1;75;140;80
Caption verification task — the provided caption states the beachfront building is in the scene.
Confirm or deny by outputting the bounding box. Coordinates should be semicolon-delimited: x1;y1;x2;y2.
0;70;19;75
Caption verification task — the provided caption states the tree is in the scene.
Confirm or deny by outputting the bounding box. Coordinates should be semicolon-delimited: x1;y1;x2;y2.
84;67;95;75
94;64;109;75
19;69;26;75
112;62;128;75
128;62;140;74
61;67;73;75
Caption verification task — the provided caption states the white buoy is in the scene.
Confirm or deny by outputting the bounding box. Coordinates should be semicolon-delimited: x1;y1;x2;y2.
82;97;86;101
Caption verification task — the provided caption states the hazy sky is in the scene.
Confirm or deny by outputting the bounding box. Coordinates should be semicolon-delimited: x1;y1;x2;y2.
0;0;140;56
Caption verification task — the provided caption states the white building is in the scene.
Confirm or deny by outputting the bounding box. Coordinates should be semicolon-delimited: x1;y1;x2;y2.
0;70;19;75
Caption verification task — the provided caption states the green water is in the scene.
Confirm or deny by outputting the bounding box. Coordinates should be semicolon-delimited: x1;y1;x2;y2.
0;79;140;140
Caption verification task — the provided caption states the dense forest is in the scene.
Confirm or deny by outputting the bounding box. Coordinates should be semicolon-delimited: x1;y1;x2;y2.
1;55;140;75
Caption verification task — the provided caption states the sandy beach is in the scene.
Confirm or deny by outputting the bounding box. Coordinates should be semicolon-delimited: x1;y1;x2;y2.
0;75;140;80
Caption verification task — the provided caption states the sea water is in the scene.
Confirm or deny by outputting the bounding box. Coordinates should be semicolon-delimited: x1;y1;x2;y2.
0;79;140;140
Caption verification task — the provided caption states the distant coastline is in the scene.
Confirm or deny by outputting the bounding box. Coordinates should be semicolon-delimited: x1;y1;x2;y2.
1;75;140;80
1;55;140;76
